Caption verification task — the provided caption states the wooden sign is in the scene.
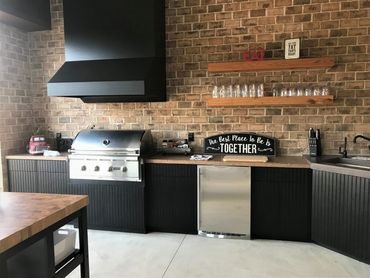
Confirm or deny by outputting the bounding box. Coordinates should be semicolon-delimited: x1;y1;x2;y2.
204;133;276;156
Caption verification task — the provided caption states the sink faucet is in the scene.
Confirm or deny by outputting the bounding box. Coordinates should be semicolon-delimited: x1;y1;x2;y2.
353;135;370;151
353;135;370;143
339;137;348;158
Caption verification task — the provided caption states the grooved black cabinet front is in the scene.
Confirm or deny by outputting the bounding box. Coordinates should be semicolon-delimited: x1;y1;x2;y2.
8;159;145;233
312;170;370;264
251;167;312;242
145;163;198;234
8;160;69;194
70;179;146;233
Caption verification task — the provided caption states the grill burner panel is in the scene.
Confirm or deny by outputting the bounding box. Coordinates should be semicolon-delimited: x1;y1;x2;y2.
70;157;141;182
69;129;152;182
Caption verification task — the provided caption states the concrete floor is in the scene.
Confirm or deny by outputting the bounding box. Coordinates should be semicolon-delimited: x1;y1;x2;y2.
69;230;370;278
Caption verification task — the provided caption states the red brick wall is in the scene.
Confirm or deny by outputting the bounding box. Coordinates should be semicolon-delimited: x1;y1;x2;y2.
0;23;33;190
27;0;370;155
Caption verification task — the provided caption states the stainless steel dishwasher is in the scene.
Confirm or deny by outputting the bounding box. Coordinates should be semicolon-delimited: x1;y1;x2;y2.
198;166;251;239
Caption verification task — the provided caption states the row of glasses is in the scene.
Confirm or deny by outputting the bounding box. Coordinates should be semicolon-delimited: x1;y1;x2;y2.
272;86;330;97
212;84;265;98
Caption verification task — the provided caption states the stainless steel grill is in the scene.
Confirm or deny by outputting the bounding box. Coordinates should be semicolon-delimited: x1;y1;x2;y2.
69;129;153;182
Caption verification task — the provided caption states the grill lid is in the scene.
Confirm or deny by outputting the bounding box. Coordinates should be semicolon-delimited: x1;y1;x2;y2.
70;129;152;154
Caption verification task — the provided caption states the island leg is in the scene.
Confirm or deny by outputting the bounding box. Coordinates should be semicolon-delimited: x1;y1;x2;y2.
0;254;9;278
78;207;89;278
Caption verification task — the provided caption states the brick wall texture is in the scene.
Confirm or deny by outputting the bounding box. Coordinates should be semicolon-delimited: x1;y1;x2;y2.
0;23;32;191
1;0;370;188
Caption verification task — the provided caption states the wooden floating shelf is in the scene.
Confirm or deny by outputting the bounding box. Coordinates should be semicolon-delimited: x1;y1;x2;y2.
208;57;335;73
207;95;334;107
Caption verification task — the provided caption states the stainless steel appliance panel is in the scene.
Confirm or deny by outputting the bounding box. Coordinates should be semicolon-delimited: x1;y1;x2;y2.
198;166;251;237
69;156;141;182
68;129;152;182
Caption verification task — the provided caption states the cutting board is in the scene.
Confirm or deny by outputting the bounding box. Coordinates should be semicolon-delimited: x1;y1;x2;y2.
223;155;269;163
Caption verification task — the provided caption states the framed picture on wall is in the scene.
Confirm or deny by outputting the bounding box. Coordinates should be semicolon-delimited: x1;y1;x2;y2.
285;38;300;59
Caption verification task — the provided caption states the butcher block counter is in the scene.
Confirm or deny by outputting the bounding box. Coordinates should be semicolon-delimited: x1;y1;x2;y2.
6;153;309;169
145;154;310;169
5;153;69;161
0;192;90;278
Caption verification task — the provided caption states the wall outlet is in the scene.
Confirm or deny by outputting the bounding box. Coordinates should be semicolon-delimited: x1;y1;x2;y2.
188;132;194;142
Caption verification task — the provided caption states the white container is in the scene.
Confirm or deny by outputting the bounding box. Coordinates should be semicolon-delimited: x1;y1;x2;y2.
54;228;77;265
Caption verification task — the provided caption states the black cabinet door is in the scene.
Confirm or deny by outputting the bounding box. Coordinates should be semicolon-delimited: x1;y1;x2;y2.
251;167;312;242
8;160;69;194
8;160;38;192
312;170;370;264
145;163;197;234
37;161;69;194
70;179;146;233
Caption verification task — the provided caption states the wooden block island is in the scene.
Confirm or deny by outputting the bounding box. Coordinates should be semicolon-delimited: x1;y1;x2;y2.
0;192;89;278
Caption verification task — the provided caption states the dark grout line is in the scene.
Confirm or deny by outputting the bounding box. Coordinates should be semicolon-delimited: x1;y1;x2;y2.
162;234;187;278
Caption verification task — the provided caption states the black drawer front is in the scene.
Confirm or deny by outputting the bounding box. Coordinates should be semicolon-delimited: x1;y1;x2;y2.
8;160;37;172
37;160;68;173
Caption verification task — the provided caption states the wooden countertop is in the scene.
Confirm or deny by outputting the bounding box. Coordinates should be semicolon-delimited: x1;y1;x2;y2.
145;155;310;169
0;193;88;253
6;153;68;161
6;153;309;168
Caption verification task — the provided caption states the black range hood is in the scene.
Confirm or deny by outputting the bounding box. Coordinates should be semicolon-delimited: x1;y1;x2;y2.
47;0;166;103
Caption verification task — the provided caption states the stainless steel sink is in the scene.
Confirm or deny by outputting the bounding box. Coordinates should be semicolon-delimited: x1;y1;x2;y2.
322;157;370;170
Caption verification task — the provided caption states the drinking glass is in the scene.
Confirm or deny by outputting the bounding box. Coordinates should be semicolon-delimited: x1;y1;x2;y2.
297;87;304;96
313;87;321;96
234;85;241;98
288;87;297;97
257;83;264;97
321;86;329;96
212;86;219;98
304;87;312;96
226;85;233;98
272;87;279;97
280;87;288;97
241;84;249;97
249;83;256;98
219;85;225;98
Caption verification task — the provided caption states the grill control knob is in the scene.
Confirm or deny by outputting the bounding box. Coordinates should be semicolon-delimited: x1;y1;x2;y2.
120;166;127;172
94;166;100;172
81;165;87;171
